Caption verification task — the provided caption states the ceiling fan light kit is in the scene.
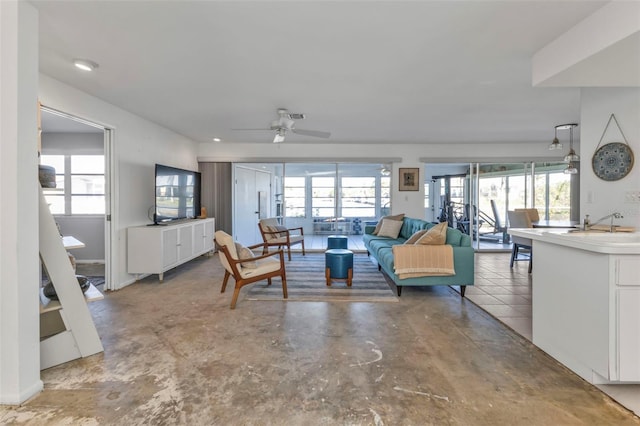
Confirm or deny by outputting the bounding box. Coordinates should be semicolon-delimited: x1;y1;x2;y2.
273;129;286;143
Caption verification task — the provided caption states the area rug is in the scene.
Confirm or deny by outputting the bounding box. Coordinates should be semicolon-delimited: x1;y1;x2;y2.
245;253;398;303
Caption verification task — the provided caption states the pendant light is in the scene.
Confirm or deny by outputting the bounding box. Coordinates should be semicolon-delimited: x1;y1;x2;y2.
563;124;580;163
552;123;579;174
548;127;562;150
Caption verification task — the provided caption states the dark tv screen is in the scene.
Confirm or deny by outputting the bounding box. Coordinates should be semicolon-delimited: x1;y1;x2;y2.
154;164;201;224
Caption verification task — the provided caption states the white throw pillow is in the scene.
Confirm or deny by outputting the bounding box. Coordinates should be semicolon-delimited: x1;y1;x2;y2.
235;243;257;268
377;219;403;239
373;213;405;235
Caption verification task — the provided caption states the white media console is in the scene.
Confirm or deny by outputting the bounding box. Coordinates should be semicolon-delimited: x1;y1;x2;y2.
127;218;215;281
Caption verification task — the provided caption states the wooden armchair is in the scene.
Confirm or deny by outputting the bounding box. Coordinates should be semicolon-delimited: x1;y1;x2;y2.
215;230;287;309
258;218;305;261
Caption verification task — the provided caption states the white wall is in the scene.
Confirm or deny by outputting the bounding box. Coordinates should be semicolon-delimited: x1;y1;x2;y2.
0;0;42;404
580;88;640;228
391;162;425;218
39;75;201;289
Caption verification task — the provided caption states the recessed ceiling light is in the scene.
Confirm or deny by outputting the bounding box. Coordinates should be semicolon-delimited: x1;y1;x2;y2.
212;137;221;142
73;59;99;71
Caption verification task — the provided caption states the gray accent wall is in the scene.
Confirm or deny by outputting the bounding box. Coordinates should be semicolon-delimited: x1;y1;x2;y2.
199;162;232;235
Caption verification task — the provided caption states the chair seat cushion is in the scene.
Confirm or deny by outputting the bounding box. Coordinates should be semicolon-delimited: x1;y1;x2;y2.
240;257;281;278
269;235;304;244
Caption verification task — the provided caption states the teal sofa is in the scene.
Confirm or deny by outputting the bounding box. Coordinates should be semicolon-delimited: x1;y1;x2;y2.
363;217;474;296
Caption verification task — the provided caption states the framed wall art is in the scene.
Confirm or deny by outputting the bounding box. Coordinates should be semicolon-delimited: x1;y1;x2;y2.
399;168;419;191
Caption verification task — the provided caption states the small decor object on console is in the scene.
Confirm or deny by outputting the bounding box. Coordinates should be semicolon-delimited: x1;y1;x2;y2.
592;114;634;181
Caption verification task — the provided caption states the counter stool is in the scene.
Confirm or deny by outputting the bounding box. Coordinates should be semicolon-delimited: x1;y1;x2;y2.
325;248;353;287
327;235;348;250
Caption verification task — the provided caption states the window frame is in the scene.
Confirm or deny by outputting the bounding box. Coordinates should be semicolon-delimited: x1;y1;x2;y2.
41;154;105;216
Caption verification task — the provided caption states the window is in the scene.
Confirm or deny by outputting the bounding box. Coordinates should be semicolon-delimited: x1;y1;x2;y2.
534;168;571;220
424;181;431;219
380;176;391;216
280;163;392;221
41;154;105;215
284;176;305;218
312;177;335;217
341;177;375;217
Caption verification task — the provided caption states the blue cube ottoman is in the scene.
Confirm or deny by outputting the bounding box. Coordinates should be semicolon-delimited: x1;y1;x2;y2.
325;248;353;287
327;235;348;249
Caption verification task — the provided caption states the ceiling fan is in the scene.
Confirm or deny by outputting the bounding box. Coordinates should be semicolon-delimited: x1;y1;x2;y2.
234;108;331;143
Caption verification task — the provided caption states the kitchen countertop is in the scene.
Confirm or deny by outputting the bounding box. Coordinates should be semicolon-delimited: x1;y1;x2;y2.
508;228;640;254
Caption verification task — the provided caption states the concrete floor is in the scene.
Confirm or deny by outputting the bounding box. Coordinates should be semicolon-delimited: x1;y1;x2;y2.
2;253;639;425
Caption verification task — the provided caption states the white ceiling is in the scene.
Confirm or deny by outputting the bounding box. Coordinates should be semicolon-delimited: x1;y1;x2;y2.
33;0;613;145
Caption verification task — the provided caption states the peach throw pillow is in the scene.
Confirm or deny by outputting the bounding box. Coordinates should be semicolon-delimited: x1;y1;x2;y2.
404;229;428;244
415;222;448;245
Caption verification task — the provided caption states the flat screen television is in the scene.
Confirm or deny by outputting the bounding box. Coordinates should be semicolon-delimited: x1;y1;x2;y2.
154;164;201;224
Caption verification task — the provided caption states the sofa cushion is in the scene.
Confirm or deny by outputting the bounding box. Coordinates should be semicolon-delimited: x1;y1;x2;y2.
373;213;405;235
367;238;403;257
415;222;447;245
377;219;403;238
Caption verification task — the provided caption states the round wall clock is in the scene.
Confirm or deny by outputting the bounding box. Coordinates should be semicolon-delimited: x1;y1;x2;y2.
592;142;634;181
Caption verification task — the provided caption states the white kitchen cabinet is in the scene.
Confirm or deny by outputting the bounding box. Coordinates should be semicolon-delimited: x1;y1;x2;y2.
509;229;640;385
127;218;215;281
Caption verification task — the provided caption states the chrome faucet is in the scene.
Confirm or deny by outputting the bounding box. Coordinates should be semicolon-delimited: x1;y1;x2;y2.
587;212;623;232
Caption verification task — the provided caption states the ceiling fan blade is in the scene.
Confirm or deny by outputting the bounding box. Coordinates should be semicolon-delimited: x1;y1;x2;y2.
292;128;331;138
231;128;272;131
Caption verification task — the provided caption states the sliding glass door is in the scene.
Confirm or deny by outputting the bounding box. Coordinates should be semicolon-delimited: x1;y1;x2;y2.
283;163;391;235
427;162;576;251
233;162;391;239
474;162;575;250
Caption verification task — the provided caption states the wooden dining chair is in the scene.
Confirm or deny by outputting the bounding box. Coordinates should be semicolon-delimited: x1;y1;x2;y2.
215;230;287;309
515;208;540;222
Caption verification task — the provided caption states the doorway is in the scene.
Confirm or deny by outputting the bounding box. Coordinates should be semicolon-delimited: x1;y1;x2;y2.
234;166;272;246
39;106;114;290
